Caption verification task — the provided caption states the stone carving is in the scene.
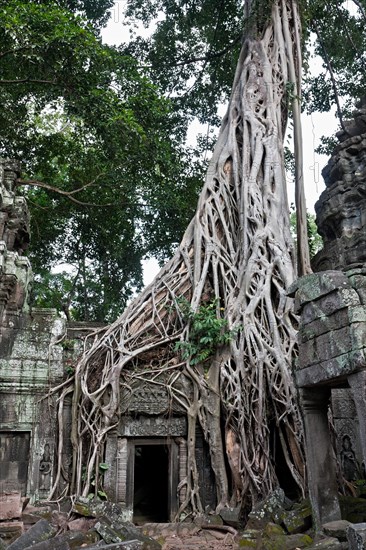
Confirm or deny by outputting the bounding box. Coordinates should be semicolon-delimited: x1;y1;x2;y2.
39;443;52;491
340;435;359;481
0;159;32;333
120;415;187;437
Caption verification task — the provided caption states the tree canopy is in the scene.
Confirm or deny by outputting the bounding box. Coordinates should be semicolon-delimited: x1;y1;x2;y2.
1;0;365;320
0;0;202;321
124;0;365;124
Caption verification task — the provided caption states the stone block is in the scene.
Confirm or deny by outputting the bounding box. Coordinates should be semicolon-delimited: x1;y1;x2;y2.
296;349;365;387
246;488;287;529
0;521;23;546
299;310;350;343
0;492;22;520
94;517;161;549
307;536;344;548
7;519;56;549
68;517;97;531
219;505;242;527
86;542;146;550
282;501;312;534
332;389;357;418
288;272;351;309
322;519;351;541
339;496;366;524
27;530;100;549
347;523;366;550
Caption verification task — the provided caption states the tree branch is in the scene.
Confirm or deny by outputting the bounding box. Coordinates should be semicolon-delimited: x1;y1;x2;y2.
16;178;112;207
0;78;57;86
313;21;347;132
168;34;242;68
351;0;366;22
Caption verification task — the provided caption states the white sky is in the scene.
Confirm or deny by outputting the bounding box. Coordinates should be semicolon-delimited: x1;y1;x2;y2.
101;2;340;285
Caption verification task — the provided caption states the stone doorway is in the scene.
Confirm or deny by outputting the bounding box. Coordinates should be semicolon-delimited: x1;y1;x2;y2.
0;431;30;495
127;439;178;524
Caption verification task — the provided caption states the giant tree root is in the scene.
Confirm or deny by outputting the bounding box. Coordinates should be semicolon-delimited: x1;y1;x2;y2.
50;0;306;515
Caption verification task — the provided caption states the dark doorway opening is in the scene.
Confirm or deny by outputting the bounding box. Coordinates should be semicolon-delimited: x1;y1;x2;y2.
133;444;169;523
271;425;301;500
0;432;30;495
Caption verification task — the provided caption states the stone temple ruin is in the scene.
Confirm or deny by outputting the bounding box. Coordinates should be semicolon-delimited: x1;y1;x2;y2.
0;99;365;534
289;96;366;528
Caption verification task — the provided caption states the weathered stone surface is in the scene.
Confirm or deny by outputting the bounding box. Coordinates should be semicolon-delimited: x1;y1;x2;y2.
0;492;22;520
72;499;129;522
296;349;366;387
194;513;223;528
67;516;97;531
0;521;23;546
307;536;344;548
347;523;366;550
322;519;351;541
283;533;313;549
120;416;187;437
94;517;161;549
339;497;366;524
219;505;242;528
312;99;366;273
288;272;352;308
246;488;287;529
87;542;145;550
282;500;312;534
7;519;56;549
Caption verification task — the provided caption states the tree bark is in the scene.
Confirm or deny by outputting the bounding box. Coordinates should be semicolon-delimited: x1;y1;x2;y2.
51;0;306;512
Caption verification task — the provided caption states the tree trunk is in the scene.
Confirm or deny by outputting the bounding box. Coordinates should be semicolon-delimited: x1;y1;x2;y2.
52;0;306;512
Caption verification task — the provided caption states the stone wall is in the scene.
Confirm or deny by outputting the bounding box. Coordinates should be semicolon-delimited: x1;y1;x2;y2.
0;159;67;500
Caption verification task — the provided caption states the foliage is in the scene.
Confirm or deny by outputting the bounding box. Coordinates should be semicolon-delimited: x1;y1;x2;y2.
125;0;366;131
303;0;366;120
124;0;245;127
0;0;201;321
290;206;323;258
174;299;240;366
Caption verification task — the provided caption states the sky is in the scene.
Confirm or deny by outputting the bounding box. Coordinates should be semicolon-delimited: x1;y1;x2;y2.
100;2;341;284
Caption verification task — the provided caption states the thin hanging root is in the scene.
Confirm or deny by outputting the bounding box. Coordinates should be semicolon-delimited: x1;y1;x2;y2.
49;0;305;511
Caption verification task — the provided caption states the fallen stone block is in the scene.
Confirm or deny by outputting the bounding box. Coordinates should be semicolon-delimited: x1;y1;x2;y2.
339;496;366;523
0;492;22;520
94;517;161;549
25;530;100;549
347;523;366;550
307;536;345;548
322;519;351;541
7;518;57;549
0;521;23;546
86;542;145;550
194;513;223;527
219;505;242;528
237;529;259;548
283;533;313;549
282;500;312;534
246;488;288;529
72;498;130;522
68;516;97;531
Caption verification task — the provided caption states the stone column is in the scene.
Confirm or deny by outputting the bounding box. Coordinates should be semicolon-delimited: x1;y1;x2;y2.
177;437;187;507
300;387;341;529
103;430;119;501
348;370;366;474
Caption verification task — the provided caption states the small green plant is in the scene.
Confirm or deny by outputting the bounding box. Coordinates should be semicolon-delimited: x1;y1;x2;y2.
83;462;109;500
174;298;240;366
